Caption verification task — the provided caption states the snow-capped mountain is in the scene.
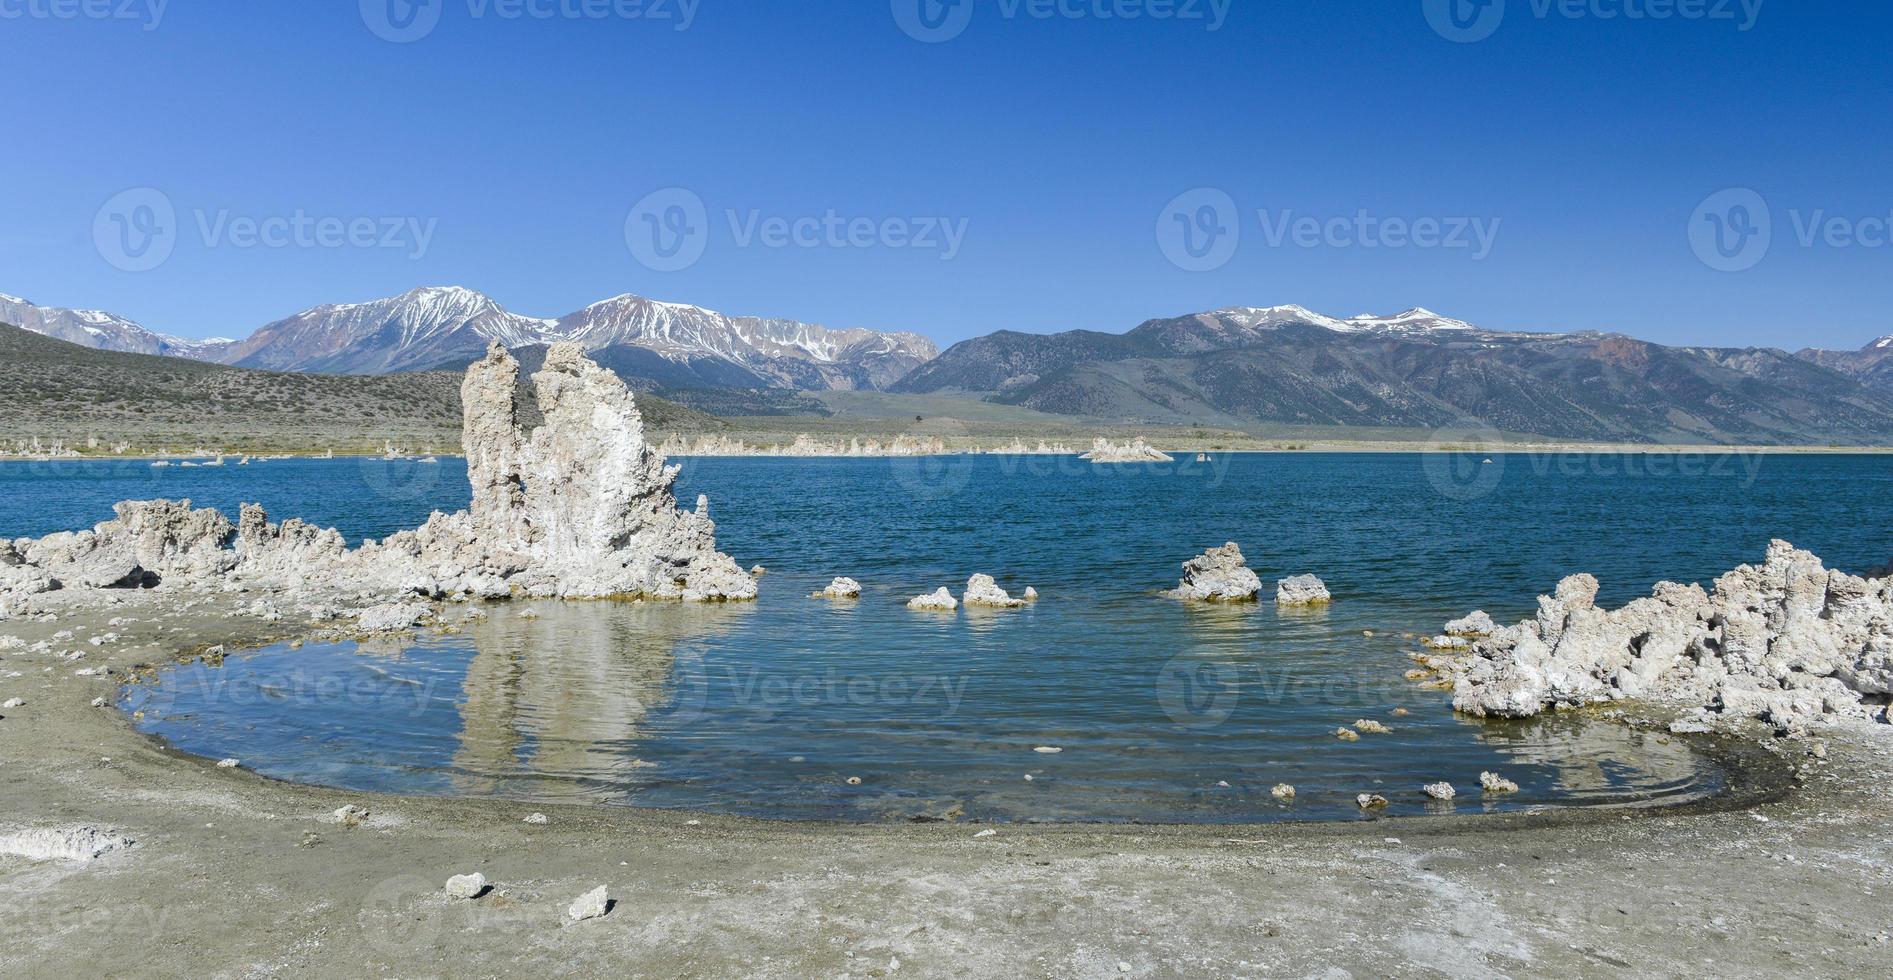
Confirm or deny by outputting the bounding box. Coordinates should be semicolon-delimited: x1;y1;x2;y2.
0;293;233;360
0;285;939;392
218;286;556;375
1796;332;1893;393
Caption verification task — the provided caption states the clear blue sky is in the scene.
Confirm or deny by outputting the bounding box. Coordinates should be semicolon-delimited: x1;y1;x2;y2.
2;0;1888;350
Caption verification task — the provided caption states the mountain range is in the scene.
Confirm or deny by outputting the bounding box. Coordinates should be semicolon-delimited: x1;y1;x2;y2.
894;305;1893;444
8;288;1893;444
0;288;937;392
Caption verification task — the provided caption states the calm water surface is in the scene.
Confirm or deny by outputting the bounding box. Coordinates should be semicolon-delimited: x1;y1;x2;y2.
4;452;1887;822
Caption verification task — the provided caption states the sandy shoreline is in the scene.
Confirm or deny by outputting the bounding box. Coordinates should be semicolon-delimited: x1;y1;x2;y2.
2;589;1889;976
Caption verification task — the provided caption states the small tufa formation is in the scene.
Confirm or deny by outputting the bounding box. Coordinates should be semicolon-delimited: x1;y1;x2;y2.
1270;783;1296;800
907;588;959;612
1166;543;1263;602
811;577;862;600
1443;611;1498;637
1356;793;1389;810
1276;575;1332;607
1423;781;1456;801
1353;719;1391;734
1479;771;1520;794
1080;438;1174;463
963;574;1028;609
1428;542;1893;730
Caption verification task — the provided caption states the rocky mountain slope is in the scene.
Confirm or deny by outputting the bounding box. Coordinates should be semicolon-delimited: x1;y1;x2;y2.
0;322;721;453
1798;335;1893;392
894;306;1893;445
1;287;936;393
0;293;232;361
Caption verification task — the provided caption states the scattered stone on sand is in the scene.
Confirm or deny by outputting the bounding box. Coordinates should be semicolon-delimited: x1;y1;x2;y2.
215;758;240;769
1356;794;1389;810
1423;781;1456;801
0;826;136;862
973;829;998;838
568;885;611;921
907;588;958;612
1080;438;1174;463
523;813;549;825
963;574;1027;609
90;697;109;708
1431;542;1893;730
1;697;22;709
811;577;862;600
1334;728;1360;742
328;805;371;828
445;873;488;900
1166;543;1263;602
1276;575;1332;606
1444;611;1499;637
1353;719;1391;734
1480;771;1520;794
1271;784;1296;799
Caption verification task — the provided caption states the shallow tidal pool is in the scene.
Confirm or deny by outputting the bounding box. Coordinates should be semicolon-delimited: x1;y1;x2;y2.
74;450;1890;822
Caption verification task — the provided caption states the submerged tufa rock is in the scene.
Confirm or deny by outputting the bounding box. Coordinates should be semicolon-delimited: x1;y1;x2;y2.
1276;575;1332;606
907;587;959;612
1166;543;1263;602
812;577;862;600
963;574;1027;608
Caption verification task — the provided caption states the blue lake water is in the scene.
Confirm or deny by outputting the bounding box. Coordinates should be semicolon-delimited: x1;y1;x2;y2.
5;452;1889;822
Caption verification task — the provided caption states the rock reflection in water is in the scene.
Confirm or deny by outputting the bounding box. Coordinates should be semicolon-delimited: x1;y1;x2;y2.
449;603;750;798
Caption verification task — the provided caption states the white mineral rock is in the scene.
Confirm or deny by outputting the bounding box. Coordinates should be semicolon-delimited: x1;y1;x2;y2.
1356;794;1389;809
328;804;370;828
1435;542;1893;729
812;577;862;600
1080;438;1174;463
1271;784;1296;799
356;602;429;634
1443;611;1498;637
1353;719;1390;734
1166;543;1263;602
1479;771;1520;793
907;587;959;611
523;812;550;825
0;826;136;862
0;342;757;612
445;873;488;899
1;697;22;709
215;758;240;769
568;885;611;921
1423;781;1456;801
1276;575;1332;606
963;574;1026;608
